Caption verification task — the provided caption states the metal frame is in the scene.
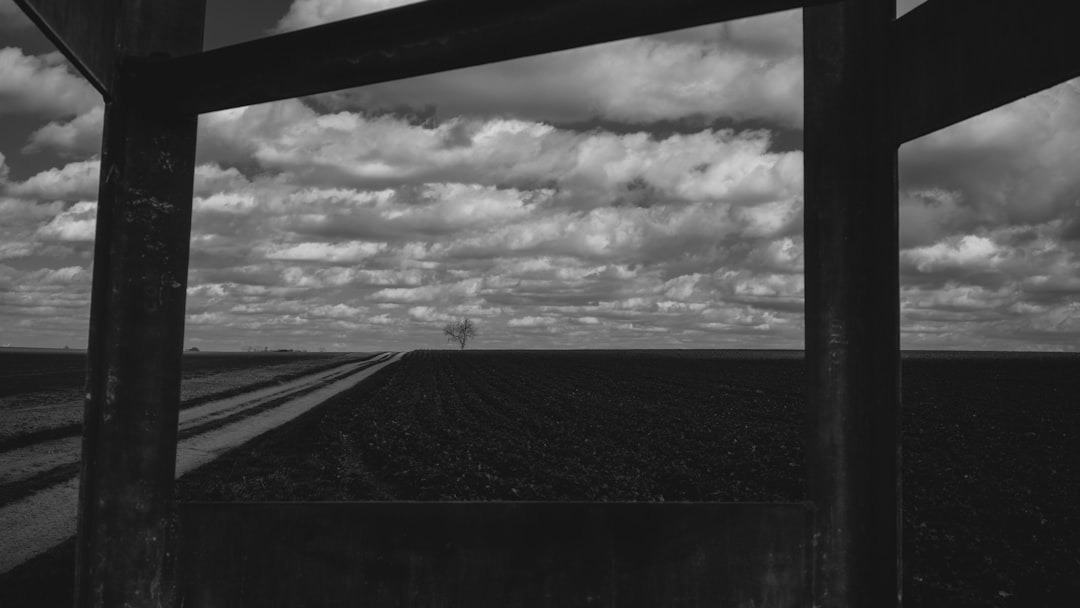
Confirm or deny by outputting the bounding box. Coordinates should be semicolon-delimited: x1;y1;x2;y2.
804;3;898;603
893;0;1080;142
130;0;833;114
14;0;1080;605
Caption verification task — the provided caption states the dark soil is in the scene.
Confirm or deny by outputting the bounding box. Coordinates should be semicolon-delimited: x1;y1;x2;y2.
2;350;1077;607
182;349;808;504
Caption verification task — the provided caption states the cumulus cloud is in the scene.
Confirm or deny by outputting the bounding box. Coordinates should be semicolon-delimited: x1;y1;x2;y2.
899;81;1080;231
887;76;1080;349
0;48;100;118
26;96;318;161
28;265;90;285
903;235;1002;274
193;164;252;196
35;201;97;242
0;241;38;260
195;192;258;215
406;305;454;323
277;0;803;126
319;31;803;126
210;108;801;205
5;160;100;201
5;2;1080;350
507;316;559;328
274;0;421;31
373;278;482;304
0;157;68;261
0;6;811;350
24;106;104;157
0;260;93;346
281;184;542;244
265;240;387;263
197;99;319;165
0;13;807;347
897;218;1080;349
0;196;65;225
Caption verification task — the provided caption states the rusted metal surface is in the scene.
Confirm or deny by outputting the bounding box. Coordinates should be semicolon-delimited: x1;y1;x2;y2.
893;0;1080;143
75;2;206;606
804;1;901;606
137;0;833;114
177;501;812;607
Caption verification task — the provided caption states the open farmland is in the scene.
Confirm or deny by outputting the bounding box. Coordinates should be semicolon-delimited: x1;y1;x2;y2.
3;349;1079;607
0;348;342;399
0;349;388;511
0;349;400;596
0;348;367;448
180;349;808;502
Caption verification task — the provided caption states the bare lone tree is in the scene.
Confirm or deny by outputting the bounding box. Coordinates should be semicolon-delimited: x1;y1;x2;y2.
443;318;477;350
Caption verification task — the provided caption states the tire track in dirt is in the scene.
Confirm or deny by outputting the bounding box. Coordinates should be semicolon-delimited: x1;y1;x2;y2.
0;352;402;574
0;354;367;452
0;355;387;507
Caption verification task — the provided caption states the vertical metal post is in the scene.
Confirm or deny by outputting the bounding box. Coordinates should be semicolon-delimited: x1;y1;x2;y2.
76;3;205;606
803;1;900;607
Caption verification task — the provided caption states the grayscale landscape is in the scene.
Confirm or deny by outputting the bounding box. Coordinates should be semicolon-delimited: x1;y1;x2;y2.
1;348;1077;606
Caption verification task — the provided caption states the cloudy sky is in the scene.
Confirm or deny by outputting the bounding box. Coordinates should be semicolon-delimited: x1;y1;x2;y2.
1;0;1079;351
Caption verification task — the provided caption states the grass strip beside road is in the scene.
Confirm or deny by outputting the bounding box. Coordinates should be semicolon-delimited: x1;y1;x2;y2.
0;359;401;608
175;358;383;441
0;356;386;509
0;354;401;605
0;353;374;452
174;359;400;502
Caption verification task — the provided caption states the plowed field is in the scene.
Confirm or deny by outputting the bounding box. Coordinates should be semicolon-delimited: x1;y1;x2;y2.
180;350;1079;607
3;350;1079;608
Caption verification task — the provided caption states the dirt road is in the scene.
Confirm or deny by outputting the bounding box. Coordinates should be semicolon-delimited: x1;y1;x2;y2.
0;352;402;574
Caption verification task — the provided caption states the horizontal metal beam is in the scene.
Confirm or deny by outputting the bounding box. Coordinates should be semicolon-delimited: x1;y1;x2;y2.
893;0;1080;143
177;501;813;606
140;0;831;114
14;0;206;98
13;0;118;95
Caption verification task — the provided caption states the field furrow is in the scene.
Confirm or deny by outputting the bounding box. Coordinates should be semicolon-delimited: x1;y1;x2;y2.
2;350;1078;608
0;351;375;446
0;352;401;577
164;350;1078;607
